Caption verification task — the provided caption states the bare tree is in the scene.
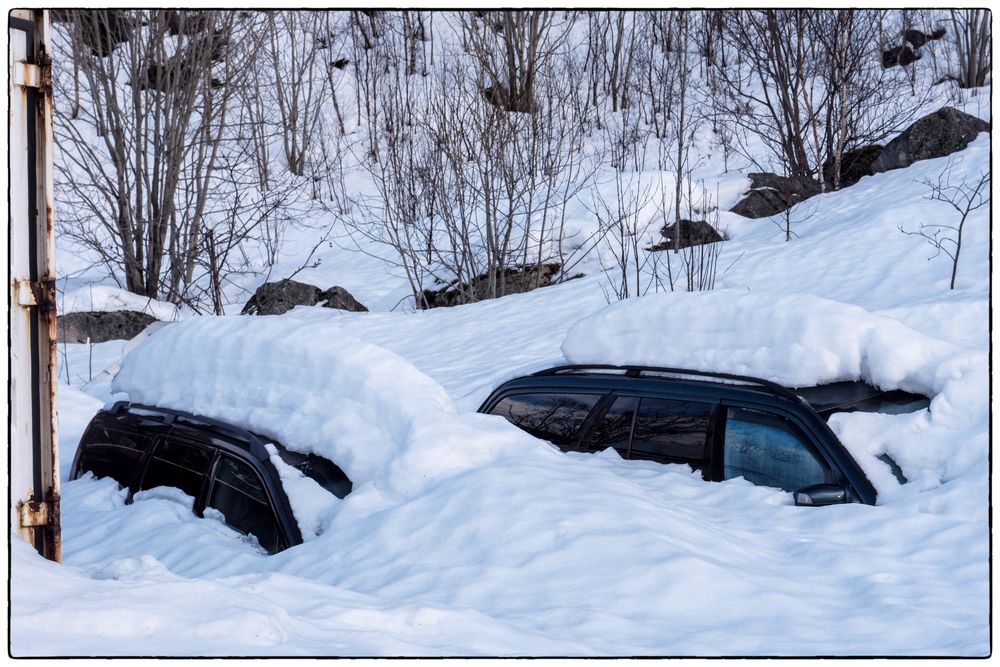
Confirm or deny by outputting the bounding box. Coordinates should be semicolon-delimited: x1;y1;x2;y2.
265;11;328;177
590;169;659;301
714;10;818;178
713;10;932;191
347;14;592;309
810;10;930;190
902;161;990;289
461;10;571;113
53;10;296;309
949;9;991;89
55;11;250;298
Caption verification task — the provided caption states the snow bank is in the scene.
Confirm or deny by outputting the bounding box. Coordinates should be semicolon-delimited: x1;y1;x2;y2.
111;315;540;529
60;284;180;321
562;289;967;393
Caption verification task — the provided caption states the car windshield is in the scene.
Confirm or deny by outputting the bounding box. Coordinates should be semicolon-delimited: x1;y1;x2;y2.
796;381;927;486
271;443;353;499
795;381;930;419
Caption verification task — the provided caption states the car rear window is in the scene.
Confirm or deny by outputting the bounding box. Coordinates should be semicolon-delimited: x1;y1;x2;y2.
75;419;153;488
488;392;603;447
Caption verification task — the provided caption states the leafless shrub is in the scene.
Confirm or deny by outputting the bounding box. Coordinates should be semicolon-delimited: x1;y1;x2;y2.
901;160;989;289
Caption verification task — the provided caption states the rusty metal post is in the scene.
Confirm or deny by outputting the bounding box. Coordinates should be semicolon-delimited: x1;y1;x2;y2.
9;9;60;561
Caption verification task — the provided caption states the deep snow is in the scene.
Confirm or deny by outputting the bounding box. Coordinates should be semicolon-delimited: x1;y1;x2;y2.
16;15;992;654
14;127;991;655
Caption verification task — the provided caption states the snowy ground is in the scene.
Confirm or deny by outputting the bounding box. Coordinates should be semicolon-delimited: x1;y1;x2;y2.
11;123;991;656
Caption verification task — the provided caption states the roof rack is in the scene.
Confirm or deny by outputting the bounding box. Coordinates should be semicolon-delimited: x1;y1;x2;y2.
109;401;272;461
531;365;802;403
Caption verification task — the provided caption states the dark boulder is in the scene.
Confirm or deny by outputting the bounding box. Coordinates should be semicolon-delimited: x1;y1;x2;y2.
871;107;990;174
422;263;560;309
241;279;367;316
882;44;921;68
648;220;724;251
729;172;822;219
319;286;368;312
903;27;946;49
822;144;883;188
57;310;158;344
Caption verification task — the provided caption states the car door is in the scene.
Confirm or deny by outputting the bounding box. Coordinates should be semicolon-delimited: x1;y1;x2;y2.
713;405;835;492
203;452;288;553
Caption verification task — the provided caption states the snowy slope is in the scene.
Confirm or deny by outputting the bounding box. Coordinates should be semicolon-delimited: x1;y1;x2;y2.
17;127;991;655
25;9;992;654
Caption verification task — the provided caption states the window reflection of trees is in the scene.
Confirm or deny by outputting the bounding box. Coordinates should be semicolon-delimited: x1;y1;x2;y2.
630;399;711;462
491;394;601;446
584;396;637;453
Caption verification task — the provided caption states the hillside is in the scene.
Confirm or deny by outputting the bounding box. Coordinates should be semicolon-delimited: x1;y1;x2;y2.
14;9;992;657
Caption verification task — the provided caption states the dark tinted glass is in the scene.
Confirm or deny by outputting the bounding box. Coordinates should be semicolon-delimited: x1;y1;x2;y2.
275;446;352;499
723;408;828;492
139;438;213;499
489;393;602;447
630;398;712;465
77;442;145;487
208;455;283;553
582;396;638;454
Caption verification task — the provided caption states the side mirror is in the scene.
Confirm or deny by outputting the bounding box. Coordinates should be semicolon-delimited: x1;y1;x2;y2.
794;484;848;507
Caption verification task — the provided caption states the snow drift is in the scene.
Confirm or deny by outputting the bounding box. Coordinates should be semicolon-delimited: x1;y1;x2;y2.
111;314;542;535
563;289;963;392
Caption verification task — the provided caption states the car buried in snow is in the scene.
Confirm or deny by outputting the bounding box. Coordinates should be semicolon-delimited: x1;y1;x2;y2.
69;402;352;554
69;364;925;555
479;365;927;506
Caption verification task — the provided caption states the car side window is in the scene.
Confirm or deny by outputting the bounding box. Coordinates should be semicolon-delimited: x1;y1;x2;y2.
723;407;828;492
76;428;151;488
630;397;712;466
582;395;638;455
139;438;214;500
488;393;602;447
207;455;284;554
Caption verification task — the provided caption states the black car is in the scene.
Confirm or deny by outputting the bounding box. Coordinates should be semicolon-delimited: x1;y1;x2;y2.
70;402;352;554
479;365;928;506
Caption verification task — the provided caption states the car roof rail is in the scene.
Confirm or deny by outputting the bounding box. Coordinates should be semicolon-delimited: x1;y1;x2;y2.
109;402;272;461
531;364;803;403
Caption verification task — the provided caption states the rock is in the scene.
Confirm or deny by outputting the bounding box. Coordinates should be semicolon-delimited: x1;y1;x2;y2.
318;286;368;313
882;44;921;68
422;263;560;309
822;144;883;188
649;220;724;251
871;107;990;174
729;172;822;219
903;27;946;49
57;310;158;344
242;279;367;315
